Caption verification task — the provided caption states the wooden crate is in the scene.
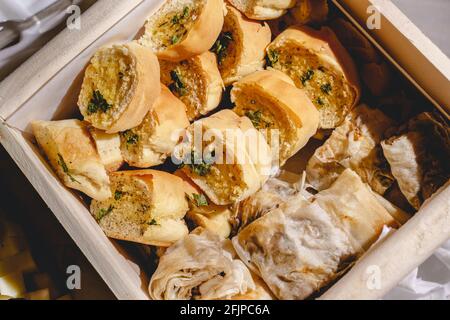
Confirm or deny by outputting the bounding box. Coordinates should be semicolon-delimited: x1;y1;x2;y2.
0;0;449;300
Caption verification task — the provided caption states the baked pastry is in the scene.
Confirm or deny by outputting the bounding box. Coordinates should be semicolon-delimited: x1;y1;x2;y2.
176;110;272;205
306;105;395;195
78;43;161;133
289;0;328;25
32;120;111;201
228;0;297;20
231;69;320;164
177;170;233;238
160;51;224;121
266;26;361;129
120;85;189;168
88;128;123;172
139;0;225;62
232;195;356;300
315;169;398;250
149;228;256;300
381;112;450;210
212;5;272;86
90;170;191;246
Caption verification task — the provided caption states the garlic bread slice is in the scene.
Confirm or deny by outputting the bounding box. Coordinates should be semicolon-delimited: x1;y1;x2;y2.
266;26;361;129
90;170;191;246
32;119;111;201
78;43;161;133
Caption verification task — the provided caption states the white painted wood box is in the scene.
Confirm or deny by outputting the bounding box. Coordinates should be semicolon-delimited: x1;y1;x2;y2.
0;0;449;300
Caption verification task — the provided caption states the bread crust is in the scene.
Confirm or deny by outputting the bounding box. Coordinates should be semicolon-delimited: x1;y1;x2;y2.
79;43;161;133
92;170;191;247
196;52;225;116
88;127;124;172
142;0;225;62
121;85;189;168
220;5;272;86
232;69;320;164
32;119;111;201
268;26;361;129
228;0;296;20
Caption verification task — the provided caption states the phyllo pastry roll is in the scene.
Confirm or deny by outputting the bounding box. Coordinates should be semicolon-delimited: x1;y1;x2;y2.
78;43;161;133
232;69;320;164
160;52;224;121
139;0;225;62
120;85;190;168
306;105;395;195
32;119;111;201
149;228;258;300
228;0;297;20
266;26;361;129
212;5;272;86
381;112;450;210
90;170;191;246
177;110;272;205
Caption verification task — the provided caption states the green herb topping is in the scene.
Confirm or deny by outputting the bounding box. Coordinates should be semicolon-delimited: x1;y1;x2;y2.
211;31;233;65
168;70;187;96
301;69;315;86
148;219;159;226
192;193;209;207
57;153;79;183
121;130;139;146
320;83;332;94
114;191;123;201
266;49;279;67
87;90;111;115
181;151;214;177
245;110;272;129
316;97;325;106
97;205;113;221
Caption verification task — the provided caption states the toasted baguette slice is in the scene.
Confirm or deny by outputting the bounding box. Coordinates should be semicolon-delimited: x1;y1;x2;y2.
266;26;361;129
232;70;320;165
78;43;161;133
228;0;296;20
32;120;111;201
176;110;272;205
160;51;224;121
90;170;191;246
212;5;271;86
88;128;123;172
120;85;190;168
139;0;225;62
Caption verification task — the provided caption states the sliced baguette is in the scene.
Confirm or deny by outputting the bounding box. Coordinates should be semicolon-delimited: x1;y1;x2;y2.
228;0;296;20
90;170;191;246
139;0;225;62
232;69;320;165
120;85;190;168
32;120;111;201
266;26;361;129
160;51;224;121
177;109;272;205
88;127;123;172
78;43;161;133
212;5;271;86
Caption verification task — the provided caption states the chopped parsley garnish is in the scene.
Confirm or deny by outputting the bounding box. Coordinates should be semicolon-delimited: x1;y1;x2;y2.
181;151;213;177
121;130;139;145
192;193;209;207
300;69;315;86
219;272;226;277
171;34;181;44
316;97;325;106
172;6;190;25
266;49;279;67
168;70;187;96
114;191;123;201
320;83;332;94
245;110;272;129
211;31;233;65
97;205;113;221
148;219;159;226
57;153;79;183
87;90;111;115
